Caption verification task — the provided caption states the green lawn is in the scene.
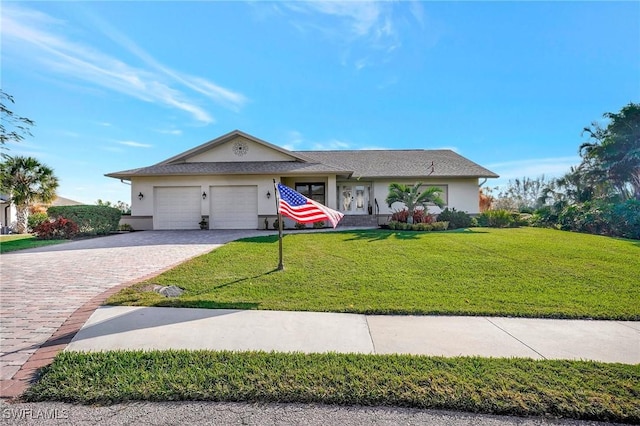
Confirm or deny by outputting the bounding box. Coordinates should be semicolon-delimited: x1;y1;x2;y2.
107;228;639;320
23;351;640;423
0;234;66;253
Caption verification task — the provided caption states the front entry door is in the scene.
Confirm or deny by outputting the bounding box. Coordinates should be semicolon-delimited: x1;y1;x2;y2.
339;184;369;214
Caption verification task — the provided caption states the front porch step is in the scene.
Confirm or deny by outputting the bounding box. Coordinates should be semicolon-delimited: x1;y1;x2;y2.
338;215;380;228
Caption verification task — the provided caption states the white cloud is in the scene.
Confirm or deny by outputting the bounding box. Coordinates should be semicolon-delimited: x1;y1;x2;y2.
312;139;351;150
279;130;305;151
280;1;403;69
299;1;383;37
101;146;124;153
487;156;581;186
408;1;425;28
155;129;183;136
117;141;152;148
358;145;389;150
60;131;80;138
1;5;248;124
280;131;352;151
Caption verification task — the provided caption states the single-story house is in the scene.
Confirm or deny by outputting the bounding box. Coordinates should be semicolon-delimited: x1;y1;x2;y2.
0;194;16;234
1;195;83;234
106;130;499;230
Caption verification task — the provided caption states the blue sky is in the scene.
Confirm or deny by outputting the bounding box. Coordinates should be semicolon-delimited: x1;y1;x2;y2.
1;1;638;204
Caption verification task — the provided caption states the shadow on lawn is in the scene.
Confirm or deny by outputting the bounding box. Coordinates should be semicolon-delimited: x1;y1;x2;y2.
344;228;488;242
211;268;282;290
344;230;419;241
237;235;280;244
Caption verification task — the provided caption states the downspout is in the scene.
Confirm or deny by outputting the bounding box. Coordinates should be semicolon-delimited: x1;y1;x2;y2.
3;205;10;234
479;178;488;187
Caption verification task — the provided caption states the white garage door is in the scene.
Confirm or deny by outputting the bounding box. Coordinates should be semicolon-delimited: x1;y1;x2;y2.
210;186;258;229
155;187;201;230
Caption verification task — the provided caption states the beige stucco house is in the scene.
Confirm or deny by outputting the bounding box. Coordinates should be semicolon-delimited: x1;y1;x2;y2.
106;130;499;230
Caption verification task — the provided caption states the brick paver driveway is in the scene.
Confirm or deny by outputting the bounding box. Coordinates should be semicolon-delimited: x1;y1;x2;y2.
0;230;269;397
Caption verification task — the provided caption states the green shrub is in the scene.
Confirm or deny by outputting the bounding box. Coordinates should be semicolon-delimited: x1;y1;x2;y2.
415;223;434;231
478;210;515;228
27;212;49;232
437;208;472;229
432;221;449;231
118;223;134;232
515;213;533;227
313;221;325;229
537;199;640;239
47;205;121;236
295;222;307;229
388;221;446;232
610;199;640;239
33;218;78;240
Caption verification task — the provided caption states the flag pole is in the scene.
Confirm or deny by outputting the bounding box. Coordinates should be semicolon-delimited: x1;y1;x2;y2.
273;179;284;270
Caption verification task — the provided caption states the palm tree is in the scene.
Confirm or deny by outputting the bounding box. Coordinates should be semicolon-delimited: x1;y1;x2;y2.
385;182;445;224
0;156;59;233
580;103;640;200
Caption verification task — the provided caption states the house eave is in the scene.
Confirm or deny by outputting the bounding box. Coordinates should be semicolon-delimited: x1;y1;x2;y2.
340;174;500;180
105;171;354;179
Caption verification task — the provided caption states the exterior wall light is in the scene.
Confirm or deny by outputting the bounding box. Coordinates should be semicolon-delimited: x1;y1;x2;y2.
202;191;207;200
266;191;271;199
138;192;144;200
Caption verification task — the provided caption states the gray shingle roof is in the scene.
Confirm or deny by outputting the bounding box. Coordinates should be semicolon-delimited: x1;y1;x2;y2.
105;130;499;179
295;150;499;178
105;161;351;178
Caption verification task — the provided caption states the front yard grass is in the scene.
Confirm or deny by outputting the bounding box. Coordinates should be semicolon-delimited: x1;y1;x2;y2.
108;228;639;320
24;350;640;423
0;234;66;253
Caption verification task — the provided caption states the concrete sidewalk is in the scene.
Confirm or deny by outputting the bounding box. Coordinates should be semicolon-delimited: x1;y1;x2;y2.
67;306;640;364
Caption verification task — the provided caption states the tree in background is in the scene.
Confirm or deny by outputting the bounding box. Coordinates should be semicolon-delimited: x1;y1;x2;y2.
0;156;59;233
530;103;640;239
538;166;600;206
493;175;552;212
580;102;640;201
1;90;35;153
386;182;445;224
96;199;131;214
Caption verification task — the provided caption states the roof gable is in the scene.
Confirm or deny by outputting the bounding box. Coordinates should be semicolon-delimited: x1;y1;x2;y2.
157;130;312;165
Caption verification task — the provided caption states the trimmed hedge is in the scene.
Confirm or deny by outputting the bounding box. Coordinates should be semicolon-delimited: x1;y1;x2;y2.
48;205;121;236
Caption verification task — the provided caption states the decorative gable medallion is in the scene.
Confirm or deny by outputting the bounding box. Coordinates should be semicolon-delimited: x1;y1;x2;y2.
232;140;249;157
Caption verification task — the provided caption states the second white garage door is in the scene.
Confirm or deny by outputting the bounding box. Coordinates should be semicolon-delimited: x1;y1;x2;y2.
210;186;258;229
155;186;201;230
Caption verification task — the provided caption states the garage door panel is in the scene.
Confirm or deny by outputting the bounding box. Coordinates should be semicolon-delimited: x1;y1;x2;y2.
211;186;257;229
155;187;201;230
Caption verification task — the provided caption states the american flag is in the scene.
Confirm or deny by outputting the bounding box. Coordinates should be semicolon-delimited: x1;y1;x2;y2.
276;183;344;228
